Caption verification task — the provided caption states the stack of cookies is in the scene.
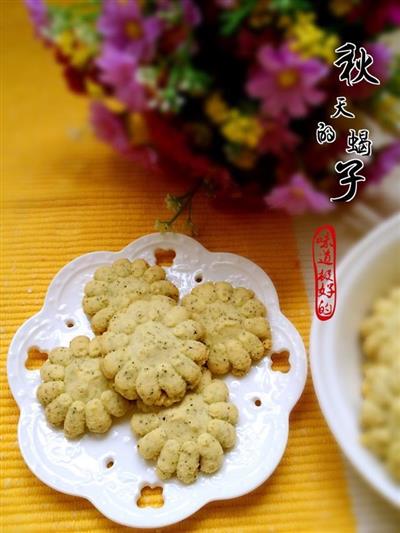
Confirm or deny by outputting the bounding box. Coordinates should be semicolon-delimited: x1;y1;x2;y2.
37;258;272;484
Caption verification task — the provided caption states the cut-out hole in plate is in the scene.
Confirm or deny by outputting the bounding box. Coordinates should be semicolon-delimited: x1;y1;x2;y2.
254;398;262;407
271;350;290;373
194;272;203;283
25;346;48;370
154;248;176;267
105;457;115;469
136;486;164;508
65;319;75;329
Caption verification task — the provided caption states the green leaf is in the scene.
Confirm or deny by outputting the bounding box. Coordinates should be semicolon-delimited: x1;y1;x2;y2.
269;0;312;13
46;2;101;43
219;0;257;36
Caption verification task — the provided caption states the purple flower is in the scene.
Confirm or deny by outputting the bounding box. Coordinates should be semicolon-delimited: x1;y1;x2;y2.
258;119;299;156
90;102;131;153
387;3;400;25
182;0;202;26
98;0;161;61
247;44;328;118
215;0;237;8
366;42;392;83
25;0;48;35
264;173;333;215
365;141;400;184
97;45;147;111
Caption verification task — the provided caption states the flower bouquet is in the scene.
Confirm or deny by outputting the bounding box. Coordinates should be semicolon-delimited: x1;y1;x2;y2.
26;0;400;229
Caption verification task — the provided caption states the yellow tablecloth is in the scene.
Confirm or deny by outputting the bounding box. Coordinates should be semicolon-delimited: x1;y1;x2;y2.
1;2;356;531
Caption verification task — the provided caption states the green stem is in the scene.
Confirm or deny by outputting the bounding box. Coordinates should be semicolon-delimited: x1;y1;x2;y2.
158;179;204;232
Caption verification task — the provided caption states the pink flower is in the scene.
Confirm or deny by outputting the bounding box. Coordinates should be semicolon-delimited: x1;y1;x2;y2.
348;0;400;34
387;3;400;25
98;0;161;61
25;0;48;35
365;141;400;184
182;0;202;26
97;46;147;111
366;42;392;82
246;44;328;118
258;119;299;156
264;173;333;215
90;102;157;170
215;0;238;8
90;102;131;153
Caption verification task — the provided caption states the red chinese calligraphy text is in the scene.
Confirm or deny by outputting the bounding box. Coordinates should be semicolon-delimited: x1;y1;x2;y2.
312;225;337;321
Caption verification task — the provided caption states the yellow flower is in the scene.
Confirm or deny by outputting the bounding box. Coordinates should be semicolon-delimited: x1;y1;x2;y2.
55;30;96;68
85;80;105;98
70;43;94;68
127;113;149;145
330;0;357;17
221;110;264;149
225;146;258;170
204;93;230;125
104;97;126;113
55;30;75;56
287;13;339;64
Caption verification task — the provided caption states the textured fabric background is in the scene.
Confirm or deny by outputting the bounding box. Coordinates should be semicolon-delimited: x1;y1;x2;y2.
1;2;356;531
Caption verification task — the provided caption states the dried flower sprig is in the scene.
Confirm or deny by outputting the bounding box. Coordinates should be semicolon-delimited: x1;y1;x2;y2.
155;179;206;235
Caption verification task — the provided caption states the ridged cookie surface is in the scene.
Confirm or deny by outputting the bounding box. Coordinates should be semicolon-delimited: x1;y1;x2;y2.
83;258;179;334
182;281;272;376
37;336;130;438
131;370;238;484
95;295;208;407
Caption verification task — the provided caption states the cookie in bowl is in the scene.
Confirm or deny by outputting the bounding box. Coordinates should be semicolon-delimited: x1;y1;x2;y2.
360;286;400;482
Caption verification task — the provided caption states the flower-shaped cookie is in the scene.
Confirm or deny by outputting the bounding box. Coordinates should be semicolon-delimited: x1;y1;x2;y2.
37;336;130;438
83;258;179;334
96;295;208;407
182;281;272;376
131;370;238;484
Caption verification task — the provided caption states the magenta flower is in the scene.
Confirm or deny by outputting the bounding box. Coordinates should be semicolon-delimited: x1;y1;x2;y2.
264;173;333;215
365;141;400;184
98;0;161;61
90;102;130;153
366;42;392;82
258;119;299;156
90;102;157;170
387;3;400;25
97;46;147;111
182;0;202;26
247;44;328;118
215;0;237;8
25;0;48;35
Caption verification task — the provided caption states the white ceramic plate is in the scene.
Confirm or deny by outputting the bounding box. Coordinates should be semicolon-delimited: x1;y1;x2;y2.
8;233;307;528
310;214;400;508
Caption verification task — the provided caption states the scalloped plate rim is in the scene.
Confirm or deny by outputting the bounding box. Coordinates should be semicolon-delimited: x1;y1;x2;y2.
8;232;307;528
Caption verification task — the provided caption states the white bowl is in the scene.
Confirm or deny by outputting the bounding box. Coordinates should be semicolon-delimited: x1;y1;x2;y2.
310;213;400;508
